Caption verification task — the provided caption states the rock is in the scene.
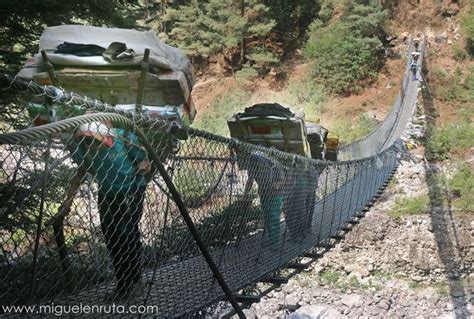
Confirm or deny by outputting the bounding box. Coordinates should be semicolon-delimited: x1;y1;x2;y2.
410;274;424;282
341;294;361;308
288;305;346;319
359;268;370;278
435;31;448;44
378;299;391;310
285;293;302;306
445;302;454;311
243;309;256;319
442;3;460;17
369;307;383;316
283;283;297;294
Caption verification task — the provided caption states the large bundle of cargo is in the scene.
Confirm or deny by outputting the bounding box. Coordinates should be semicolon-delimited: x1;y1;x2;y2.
227;103;311;157
17;25;196;127
227;103;337;160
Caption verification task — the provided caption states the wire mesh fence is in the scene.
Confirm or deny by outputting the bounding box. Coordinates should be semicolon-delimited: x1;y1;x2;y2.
0;38;421;317
338;38;425;160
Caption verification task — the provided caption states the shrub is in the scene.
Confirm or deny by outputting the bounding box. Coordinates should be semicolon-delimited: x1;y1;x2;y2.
448;163;474;212
460;1;474;55
426;123;474;160
286;79;327;121
235;66;258;87
304;3;387;95
320;270;344;284
194;87;249;136
329;113;379;144
452;44;468;61
389;196;430;220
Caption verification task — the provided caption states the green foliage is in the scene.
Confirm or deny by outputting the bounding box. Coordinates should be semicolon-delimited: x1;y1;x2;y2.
320;270;344;284
165;0;208;56
200;0;246;55
460;0;474;55
235;66;259;86
389;196;430;220
448;163;474;212
286;79;327;122
304;2;387;95
318;0;335;25
0;1;139;72
426;66;473;160
194;87;249;136
262;0;320;37
426;123;474;160
452;44;468;61
246;48;279;73
431;67;473;103
166;0;276;69
329;113;378;144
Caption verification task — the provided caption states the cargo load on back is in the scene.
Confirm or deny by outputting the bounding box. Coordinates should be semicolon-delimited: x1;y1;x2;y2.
227;103;338;161
17;25;196;128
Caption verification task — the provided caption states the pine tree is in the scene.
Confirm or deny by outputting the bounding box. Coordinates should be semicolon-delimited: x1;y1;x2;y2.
242;0;276;72
165;0;207;57
165;0;276;71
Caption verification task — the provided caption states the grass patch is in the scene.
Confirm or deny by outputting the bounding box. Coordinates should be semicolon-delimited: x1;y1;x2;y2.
448;163;474;212
426;122;474;160
460;0;474;55
320;270;344;285
194;87;250;136
452;44;468;61
408;280;421;289
387;176;398;190
430;67;473;103
433;281;450;296
329;113;379;144
388;196;430;220
284;78;327;122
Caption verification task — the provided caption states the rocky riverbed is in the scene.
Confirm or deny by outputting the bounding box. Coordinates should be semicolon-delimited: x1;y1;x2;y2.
210;158;473;319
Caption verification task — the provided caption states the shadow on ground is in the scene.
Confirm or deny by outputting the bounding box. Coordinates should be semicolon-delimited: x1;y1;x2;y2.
421;59;471;319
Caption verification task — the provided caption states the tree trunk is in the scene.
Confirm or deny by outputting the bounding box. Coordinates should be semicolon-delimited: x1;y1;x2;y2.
161;0;167;34
240;0;246;68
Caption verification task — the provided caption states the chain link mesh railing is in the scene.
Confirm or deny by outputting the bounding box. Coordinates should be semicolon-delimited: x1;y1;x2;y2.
0;38;422;317
338;38;425;160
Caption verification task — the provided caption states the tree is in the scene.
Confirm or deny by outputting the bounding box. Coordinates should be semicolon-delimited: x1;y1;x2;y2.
304;1;388;94
165;0;276;71
263;0;320;38
165;0;208;58
200;0;246;57
0;1;140;73
241;0;276;69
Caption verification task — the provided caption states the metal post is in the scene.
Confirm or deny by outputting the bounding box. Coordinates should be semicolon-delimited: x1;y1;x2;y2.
30;141;51;301
136;48;151;114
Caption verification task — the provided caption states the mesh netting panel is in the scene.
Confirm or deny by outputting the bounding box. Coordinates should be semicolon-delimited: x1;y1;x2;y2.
0;38;423;317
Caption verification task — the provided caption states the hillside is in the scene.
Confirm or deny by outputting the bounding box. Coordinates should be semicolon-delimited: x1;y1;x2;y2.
0;1;471;318
205;1;473;318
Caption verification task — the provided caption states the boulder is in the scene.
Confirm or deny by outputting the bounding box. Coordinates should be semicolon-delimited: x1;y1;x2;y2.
288;305;346;319
341;294;362;308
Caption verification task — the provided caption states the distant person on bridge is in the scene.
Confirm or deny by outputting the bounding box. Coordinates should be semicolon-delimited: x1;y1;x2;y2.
413;38;420;52
73;120;151;299
410;52;420;81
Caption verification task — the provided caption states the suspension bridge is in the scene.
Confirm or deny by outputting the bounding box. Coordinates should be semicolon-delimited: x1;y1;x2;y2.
0;39;423;318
